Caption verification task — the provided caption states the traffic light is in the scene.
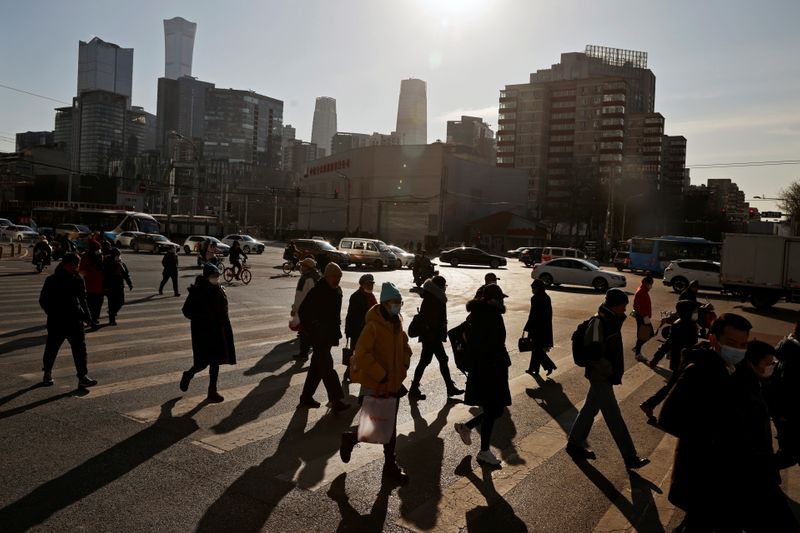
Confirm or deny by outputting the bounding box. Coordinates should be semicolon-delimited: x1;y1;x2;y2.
748;207;758;219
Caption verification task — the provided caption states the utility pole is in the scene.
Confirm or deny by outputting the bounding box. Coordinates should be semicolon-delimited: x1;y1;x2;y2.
272;187;278;238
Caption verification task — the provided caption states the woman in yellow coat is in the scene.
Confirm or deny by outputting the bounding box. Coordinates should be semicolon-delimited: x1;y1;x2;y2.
339;281;412;483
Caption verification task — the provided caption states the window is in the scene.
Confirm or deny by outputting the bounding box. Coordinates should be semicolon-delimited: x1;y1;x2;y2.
339;240;352;249
353;242;365;250
366;242;378;252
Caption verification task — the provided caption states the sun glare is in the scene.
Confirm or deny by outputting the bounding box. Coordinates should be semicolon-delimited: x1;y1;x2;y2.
418;0;489;20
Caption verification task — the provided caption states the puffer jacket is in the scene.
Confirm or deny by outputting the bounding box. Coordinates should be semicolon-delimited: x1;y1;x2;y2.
350;305;412;394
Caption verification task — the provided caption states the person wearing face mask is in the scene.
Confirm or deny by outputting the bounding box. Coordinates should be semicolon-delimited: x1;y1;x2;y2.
342;282;413;483
632;276;654;363
639;300;699;422
103;247;133;326
297;263;350;412
566;289;650;469
344;274;378;381
453;284;512;467
730;341;798;533
38;253;97;388
659;313;752;532
179;263;236;403
523;278;557;377
771;320;800;469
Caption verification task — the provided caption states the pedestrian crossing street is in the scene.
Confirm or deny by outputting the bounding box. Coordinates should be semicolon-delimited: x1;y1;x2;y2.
2;269;798;532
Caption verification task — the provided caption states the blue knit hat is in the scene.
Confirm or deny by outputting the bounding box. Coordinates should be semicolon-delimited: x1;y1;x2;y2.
379;281;402;303
203;263;221;277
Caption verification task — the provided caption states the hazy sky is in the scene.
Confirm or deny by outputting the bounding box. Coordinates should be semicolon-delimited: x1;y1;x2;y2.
1;0;798;209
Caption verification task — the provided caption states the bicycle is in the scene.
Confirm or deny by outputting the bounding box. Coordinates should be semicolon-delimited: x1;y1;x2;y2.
281;258;299;275
223;260;252;285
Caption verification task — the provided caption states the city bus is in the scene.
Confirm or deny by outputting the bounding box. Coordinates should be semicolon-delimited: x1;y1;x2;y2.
629;236;721;275
31;202;160;241
151;214;222;240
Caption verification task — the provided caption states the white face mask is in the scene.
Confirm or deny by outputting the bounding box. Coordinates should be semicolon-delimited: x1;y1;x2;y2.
719;345;746;366
389;303;402;316
760;365;775;379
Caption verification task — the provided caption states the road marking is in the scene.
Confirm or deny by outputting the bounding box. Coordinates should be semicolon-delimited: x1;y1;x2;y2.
593;432;678;532
396;363;656;532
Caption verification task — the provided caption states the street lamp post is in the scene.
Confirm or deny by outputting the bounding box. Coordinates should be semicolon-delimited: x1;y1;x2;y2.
335;171;351;234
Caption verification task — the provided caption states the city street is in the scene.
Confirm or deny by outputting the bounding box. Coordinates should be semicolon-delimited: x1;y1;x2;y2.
0;247;798;532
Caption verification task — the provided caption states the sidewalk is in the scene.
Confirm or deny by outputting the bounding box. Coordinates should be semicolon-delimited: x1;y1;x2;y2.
0;242;30;261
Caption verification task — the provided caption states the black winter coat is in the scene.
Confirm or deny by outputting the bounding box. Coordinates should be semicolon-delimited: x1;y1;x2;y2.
182;276;236;366
523;290;553;348
103;258;132;293
39;263;91;325
463;300;511;408
659;346;735;513
418;280;447;343
651;317;698;371
344;289;374;341
299;278;343;347
162;251;178;272
770;337;800;430
583;305;626;385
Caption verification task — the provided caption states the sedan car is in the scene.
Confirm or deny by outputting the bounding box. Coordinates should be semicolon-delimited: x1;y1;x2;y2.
439;247;507;268
663;260;722;293
291;239;351;269
221;234;265;254
613;251;631;272
531;258;626;291
0;218;13;229
387;245;414;268
130;234;181;254
182;235;230;256
115;231;144;248
3;225;39;242
520;247;543;267
506;246;532;258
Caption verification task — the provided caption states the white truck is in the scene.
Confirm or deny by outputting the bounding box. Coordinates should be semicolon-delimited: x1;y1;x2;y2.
720;233;800;309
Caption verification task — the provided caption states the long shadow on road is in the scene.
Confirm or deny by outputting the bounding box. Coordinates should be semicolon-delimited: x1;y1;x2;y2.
0;387;88;420
0;398;206;533
453;456;528;532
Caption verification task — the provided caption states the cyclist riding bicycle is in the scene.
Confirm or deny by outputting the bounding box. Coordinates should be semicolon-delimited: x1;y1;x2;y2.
32;235;53;266
283;242;299;265
229;240;248;279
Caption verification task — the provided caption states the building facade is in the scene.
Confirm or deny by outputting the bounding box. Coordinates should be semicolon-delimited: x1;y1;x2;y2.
311;96;337;157
396;78;427;145
15;131;54;151
298;144;528;247
446;115;495;163
156;75;215;158
330;131;399;155
163;17;196;80
77;37;133;107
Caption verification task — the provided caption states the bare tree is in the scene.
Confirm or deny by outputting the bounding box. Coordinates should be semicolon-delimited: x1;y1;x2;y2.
778;180;800;218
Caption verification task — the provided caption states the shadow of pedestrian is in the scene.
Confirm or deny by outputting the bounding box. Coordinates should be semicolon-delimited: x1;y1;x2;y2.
526;378;580;436
0;334;48;356
491;407;525;465
0;388;88;420
327;472;392;532
397;399;459;530
573;458;664;532
0;382;47;407
0;271;39;277
452;456;528;532
126;294;157;306
0;324;47;339
0;398;205;533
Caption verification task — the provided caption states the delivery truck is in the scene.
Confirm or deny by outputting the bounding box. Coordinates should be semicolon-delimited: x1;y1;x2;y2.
720;233;800;309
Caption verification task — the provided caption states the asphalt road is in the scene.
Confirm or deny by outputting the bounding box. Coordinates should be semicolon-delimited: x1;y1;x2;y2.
0;247;798;532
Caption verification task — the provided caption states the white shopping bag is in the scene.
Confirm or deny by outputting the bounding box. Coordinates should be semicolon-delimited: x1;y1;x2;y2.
356;396;397;444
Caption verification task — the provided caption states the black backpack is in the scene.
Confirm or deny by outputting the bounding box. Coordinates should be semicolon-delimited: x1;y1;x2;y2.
571;316;598;367
408;309;425;338
448;320;472;374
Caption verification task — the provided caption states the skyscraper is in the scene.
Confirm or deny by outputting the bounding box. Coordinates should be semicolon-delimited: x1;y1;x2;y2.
395;78;427;145
77;37;133;106
311;97;337;157
163;17;197;80
156;75;214;157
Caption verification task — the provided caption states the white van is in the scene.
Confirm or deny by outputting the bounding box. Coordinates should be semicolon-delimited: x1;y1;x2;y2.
541;247;591;263
338;238;398;269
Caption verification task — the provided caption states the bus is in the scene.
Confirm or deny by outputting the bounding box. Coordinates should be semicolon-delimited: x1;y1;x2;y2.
629;236;721;275
31;202;160;241
151;214;222;240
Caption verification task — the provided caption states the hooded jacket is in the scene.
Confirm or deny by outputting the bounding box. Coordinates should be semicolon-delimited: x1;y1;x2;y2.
39;263;91;324
350;305;412;394
418;279;447;343
583;305;626;385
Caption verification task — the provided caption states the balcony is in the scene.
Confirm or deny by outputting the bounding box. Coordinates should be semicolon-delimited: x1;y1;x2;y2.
602;129;624;139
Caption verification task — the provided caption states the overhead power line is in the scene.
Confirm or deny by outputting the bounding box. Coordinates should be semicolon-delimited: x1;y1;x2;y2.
0;83;70;104
687;159;800;169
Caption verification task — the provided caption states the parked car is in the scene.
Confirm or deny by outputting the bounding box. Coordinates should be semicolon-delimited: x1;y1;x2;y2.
439;247;507;268
521;247;543;267
506;246;532;258
613;251;631;272
663;260;722;293
0;218;13;229
540;247;591;263
292;239;351;268
115;231;144;248
221;234;264;254
130;234;181;254
532;258;626;291
387;245;415;268
3;225;39;242
337;237;397;269
55;223;92;241
181;235;230;256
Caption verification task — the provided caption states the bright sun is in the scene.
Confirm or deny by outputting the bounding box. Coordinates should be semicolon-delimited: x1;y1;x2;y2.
419;0;489;20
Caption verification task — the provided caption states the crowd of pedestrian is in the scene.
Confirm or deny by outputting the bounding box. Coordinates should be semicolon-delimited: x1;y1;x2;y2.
33;239;800;530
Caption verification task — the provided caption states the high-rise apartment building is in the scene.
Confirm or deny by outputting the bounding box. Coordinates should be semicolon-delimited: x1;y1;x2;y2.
163;17;197;80
497;46;684;241
311;97;337;157
707;178;749;221
203;88;283;170
661;135;689;198
446;115;495;162
396;78;427;145
77;37;133;107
